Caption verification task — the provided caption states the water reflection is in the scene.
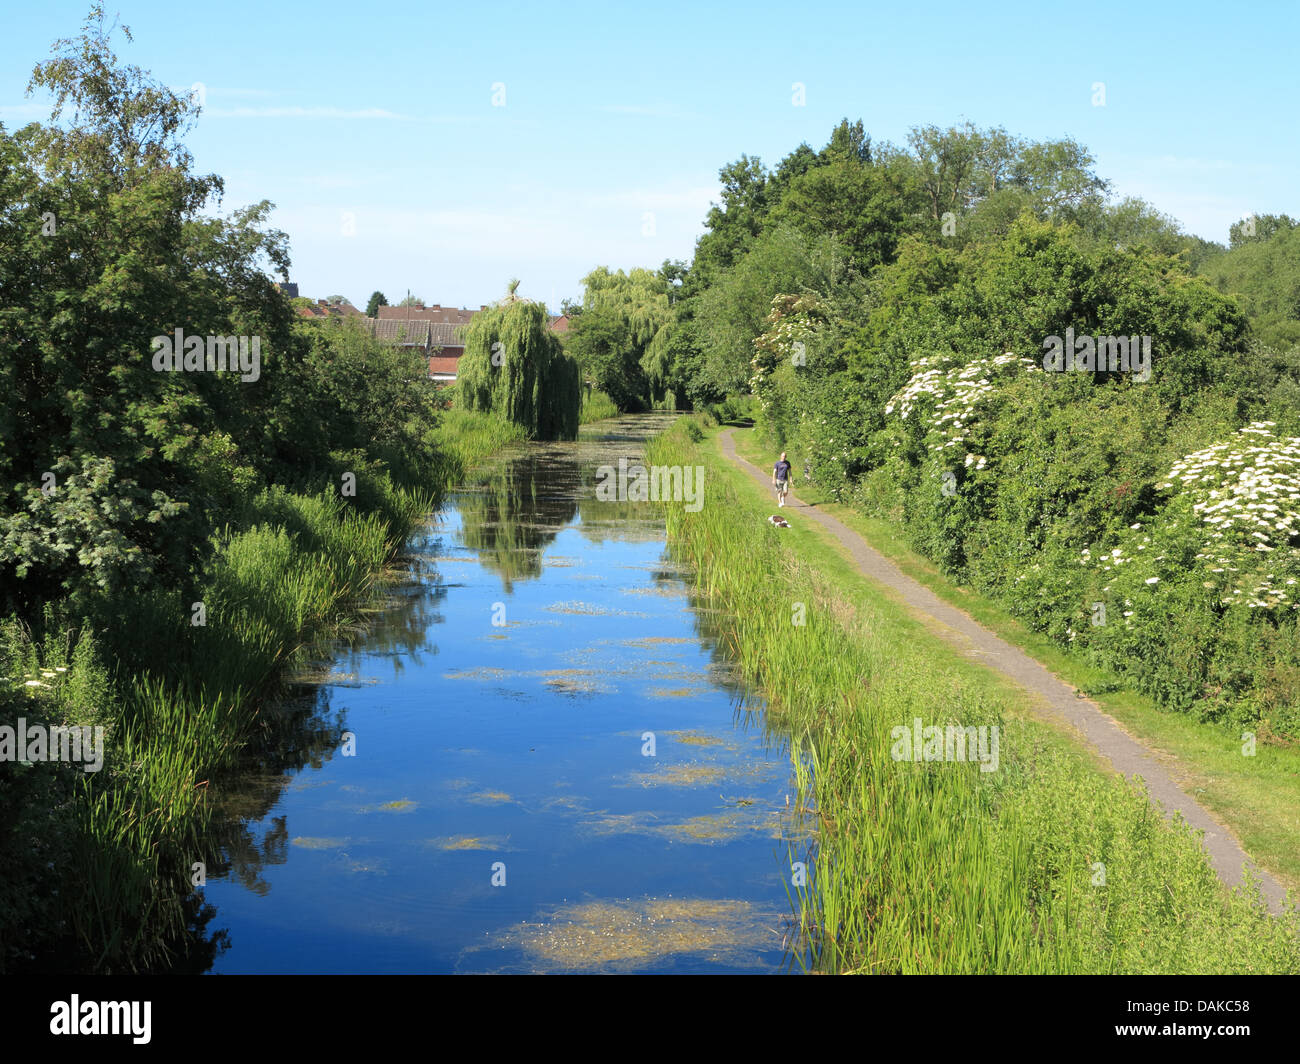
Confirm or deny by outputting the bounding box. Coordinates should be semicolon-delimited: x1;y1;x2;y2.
194;413;804;974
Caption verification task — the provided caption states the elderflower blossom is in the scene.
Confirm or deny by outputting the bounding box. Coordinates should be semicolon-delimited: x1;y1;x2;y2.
1082;423;1300;614
885;351;1039;459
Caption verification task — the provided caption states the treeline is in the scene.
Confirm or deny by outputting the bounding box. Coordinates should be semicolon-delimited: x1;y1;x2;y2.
574;117;1300;740
0;12;517;970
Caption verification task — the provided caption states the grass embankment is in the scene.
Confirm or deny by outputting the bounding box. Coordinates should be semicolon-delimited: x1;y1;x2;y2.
0;409;523;973
579;388;620;424
731;426;1300;895
648;415;1300;974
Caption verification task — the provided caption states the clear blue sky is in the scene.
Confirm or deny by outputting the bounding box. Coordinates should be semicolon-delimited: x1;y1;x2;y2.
3;1;1297;311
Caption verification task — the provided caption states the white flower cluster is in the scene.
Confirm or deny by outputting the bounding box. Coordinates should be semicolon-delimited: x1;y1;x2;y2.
884;352;1039;459
1082;423;1300;613
748;303;819;407
1158;422;1300;609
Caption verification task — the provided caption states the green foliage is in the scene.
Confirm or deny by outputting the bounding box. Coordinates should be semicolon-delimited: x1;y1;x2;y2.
565;266;675;410
579;388;619;424
1203;222;1300;351
364;291;388;317
456;297;581;440
654;116;1300;747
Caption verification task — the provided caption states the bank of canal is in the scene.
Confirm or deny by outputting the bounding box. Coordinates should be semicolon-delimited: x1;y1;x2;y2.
201;414;806;973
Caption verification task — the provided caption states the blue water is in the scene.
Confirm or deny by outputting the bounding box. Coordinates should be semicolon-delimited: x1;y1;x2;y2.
202;416;800;973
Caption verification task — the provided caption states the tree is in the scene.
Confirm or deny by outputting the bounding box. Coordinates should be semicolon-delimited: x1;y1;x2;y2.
1205;223;1300;350
768;156;914;270
457;288;580;440
1229;212;1298;249
694;225;856;397
907;122;986;222
566;301;644;410
565;267;675;409
693;154;771;281
365;290;388;317
0;4;296;610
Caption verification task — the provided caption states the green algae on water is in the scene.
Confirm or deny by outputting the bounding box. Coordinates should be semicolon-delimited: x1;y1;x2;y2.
482;897;779;972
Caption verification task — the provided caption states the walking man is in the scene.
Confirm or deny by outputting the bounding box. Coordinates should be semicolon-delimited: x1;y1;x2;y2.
772;451;792;508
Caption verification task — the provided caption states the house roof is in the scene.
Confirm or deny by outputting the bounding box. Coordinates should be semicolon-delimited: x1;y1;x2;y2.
364;319;434;345
362;319;469;348
296;299;362;320
428;323;468;347
377;304;479;325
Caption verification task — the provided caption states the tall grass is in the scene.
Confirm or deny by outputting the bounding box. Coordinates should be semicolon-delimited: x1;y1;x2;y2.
647;416;1300;973
580;388;619;424
1;407;519;972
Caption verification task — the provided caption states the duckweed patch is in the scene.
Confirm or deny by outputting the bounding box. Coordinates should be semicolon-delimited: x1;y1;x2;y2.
666;731;729;748
581;805;788;844
357;799;418;813
485;897;779;972
545;601;650;618
622;764;728;788
431;835;509;851
467;790;513;805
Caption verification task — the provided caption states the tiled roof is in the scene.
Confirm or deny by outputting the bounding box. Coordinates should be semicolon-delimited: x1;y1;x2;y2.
364;319;434;345
428;323;468;347
296;301;361;319
378;305;478;325
362;319;470;349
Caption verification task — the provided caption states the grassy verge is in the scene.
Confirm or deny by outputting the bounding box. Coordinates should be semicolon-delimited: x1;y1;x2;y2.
579;389;620;424
732;425;1300;894
650;415;1300;974
0;408;520;972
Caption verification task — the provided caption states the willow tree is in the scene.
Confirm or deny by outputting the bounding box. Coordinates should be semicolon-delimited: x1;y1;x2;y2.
457;283;580;440
567;266;675;410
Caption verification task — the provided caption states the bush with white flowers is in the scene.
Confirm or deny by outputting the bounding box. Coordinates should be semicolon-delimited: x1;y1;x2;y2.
884;351;1040;468
1082;422;1300;616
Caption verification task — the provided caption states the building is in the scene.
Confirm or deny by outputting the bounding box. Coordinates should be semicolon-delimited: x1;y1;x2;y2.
351;301;570;383
297;298;363;320
376;303;484;325
359;319;470;381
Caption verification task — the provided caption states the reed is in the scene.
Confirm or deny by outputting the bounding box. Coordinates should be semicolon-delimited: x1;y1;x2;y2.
580;388;620;424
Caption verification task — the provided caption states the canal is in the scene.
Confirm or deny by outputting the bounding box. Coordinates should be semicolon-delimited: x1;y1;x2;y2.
201;414;803;973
